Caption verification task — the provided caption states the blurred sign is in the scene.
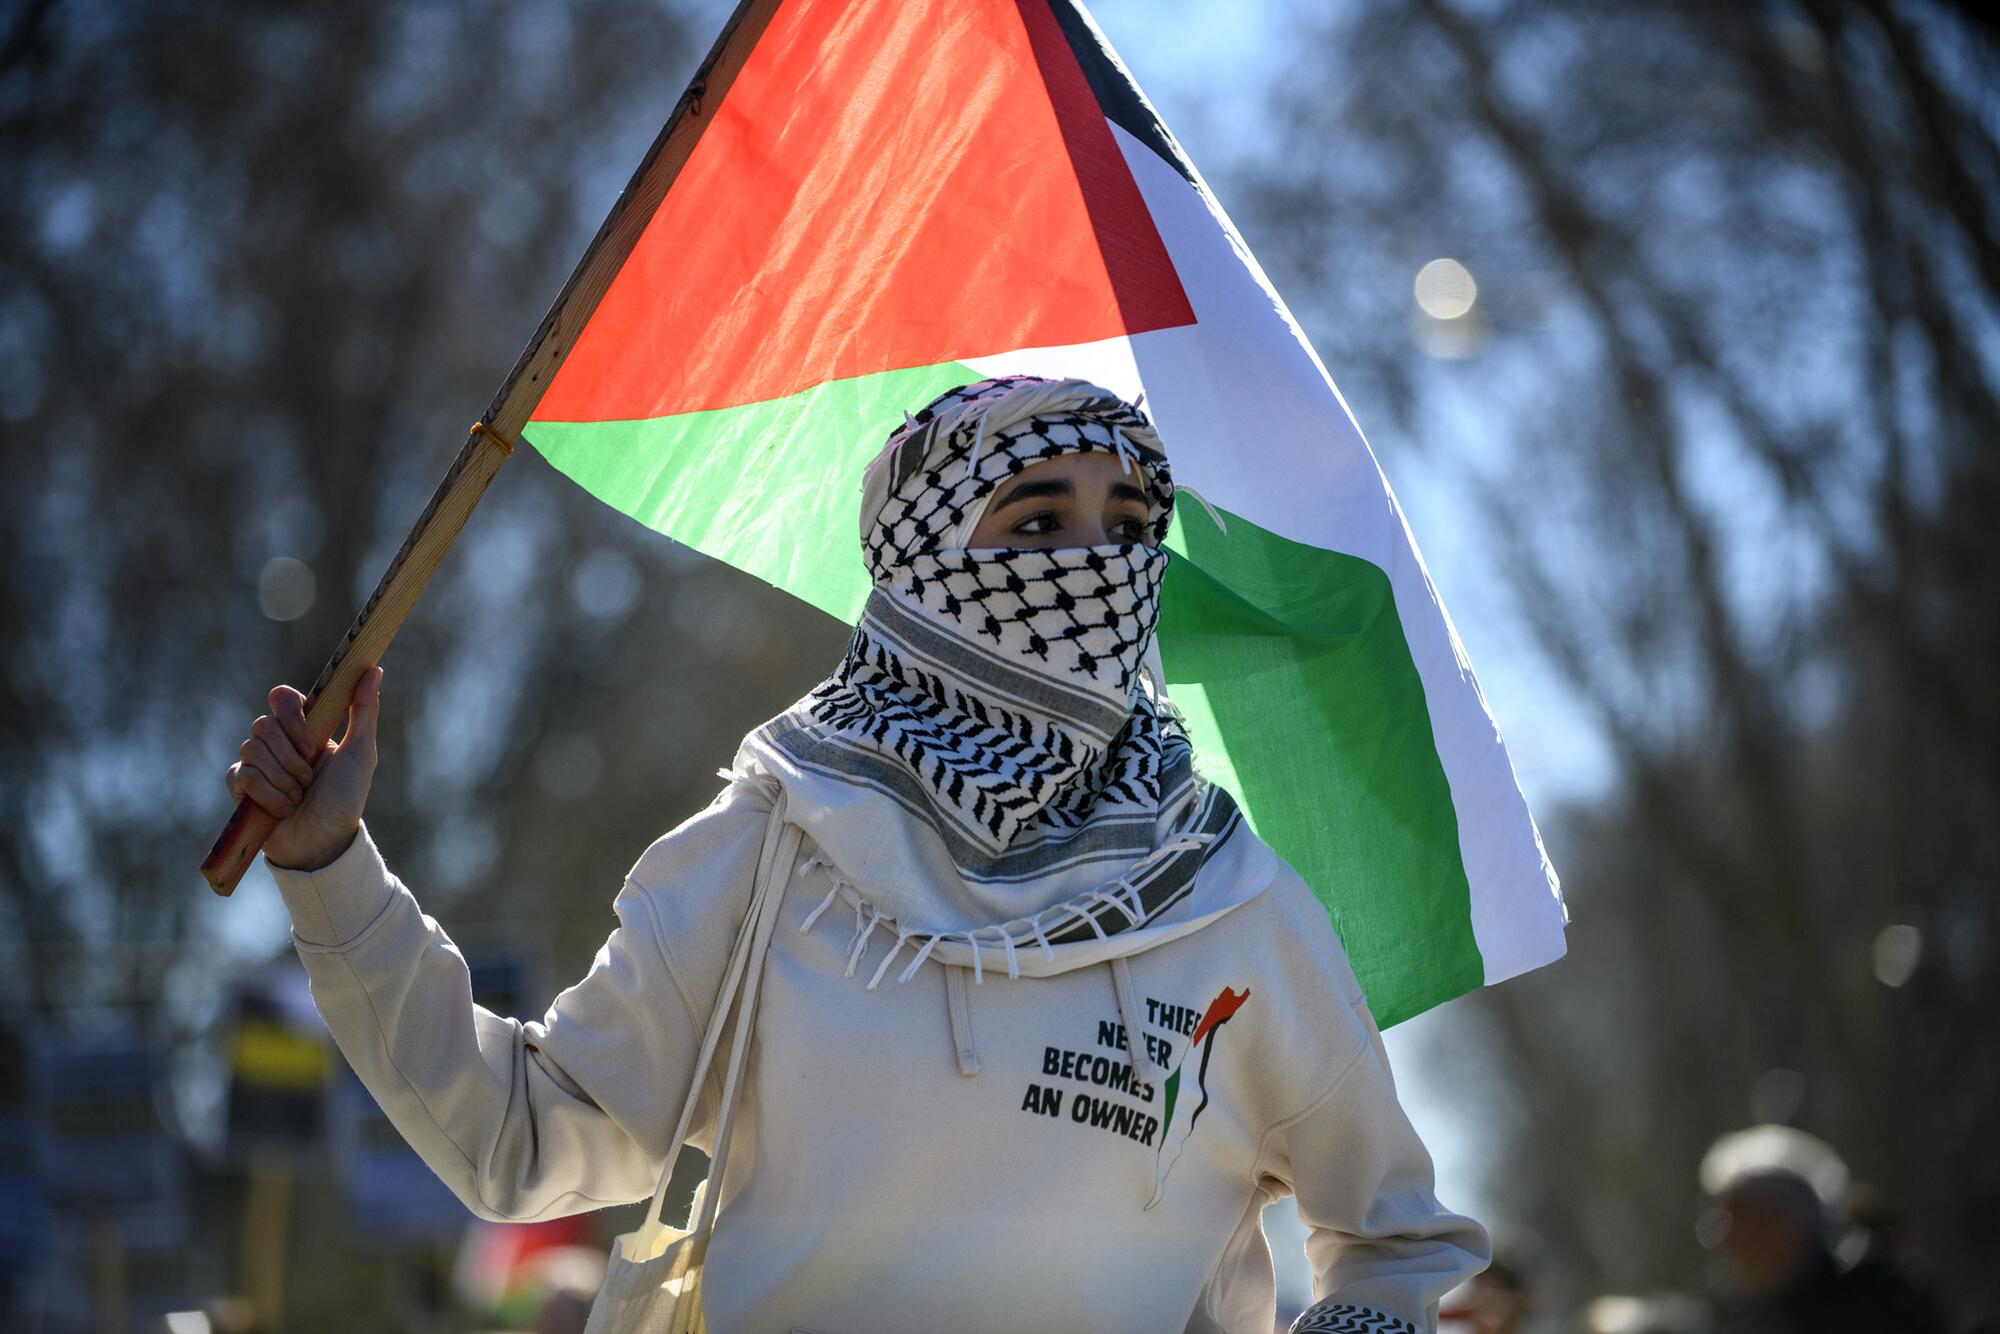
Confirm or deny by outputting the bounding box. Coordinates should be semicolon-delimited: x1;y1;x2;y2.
0;1110;49;1285
325;950;527;1246
35;1026;185;1218
225;958;330;1154
27;1028;204;1331
453;1214;600;1326
326;1068;471;1246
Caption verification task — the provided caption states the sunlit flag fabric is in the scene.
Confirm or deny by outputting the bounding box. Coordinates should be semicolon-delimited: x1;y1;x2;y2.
523;0;1567;1026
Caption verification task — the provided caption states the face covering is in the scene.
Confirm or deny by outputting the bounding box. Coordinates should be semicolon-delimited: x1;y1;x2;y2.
734;375;1245;943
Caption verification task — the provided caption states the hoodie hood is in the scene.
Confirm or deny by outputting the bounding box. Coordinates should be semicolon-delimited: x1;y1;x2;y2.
729;758;1279;1088
730;750;1279;985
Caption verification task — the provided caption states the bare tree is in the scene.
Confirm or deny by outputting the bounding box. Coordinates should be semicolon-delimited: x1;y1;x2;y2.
2;0;867;1323
2;4;844;1321
1241;0;1998;1322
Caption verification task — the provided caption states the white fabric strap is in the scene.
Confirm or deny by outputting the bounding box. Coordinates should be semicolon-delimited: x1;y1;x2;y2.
944;965;980;1076
689;815;800;1249
633;789;798;1252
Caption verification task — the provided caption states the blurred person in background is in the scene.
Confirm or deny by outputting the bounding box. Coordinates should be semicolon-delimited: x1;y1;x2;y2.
1700;1126;1942;1334
1840;1184;1946;1316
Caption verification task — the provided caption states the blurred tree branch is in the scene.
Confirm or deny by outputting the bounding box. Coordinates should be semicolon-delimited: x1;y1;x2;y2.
1246;0;1998;1321
0;0;843;1181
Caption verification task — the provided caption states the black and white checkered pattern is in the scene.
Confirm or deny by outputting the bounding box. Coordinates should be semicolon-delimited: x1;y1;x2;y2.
893;544;1166;687
864;375;1175;587
796;375;1185;857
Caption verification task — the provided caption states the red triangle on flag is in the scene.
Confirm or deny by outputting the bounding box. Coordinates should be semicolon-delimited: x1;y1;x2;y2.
535;0;1194;425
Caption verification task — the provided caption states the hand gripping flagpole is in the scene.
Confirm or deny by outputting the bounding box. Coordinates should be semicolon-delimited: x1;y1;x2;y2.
199;0;783;894
199;422;513;894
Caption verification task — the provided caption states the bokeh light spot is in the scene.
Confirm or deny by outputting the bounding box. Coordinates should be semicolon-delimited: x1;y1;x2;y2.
1693;1207;1731;1251
1414;257;1478;319
257;557;316;621
570;546;643;620
1872;923;1922;987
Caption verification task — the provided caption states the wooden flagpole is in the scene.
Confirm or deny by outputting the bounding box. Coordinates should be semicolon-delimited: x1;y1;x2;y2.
200;0;783;894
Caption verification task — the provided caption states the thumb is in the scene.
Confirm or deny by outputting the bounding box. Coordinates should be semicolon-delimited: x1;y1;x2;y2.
341;664;384;760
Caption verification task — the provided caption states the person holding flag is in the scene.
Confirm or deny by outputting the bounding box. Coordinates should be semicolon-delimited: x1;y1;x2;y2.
229;375;1488;1333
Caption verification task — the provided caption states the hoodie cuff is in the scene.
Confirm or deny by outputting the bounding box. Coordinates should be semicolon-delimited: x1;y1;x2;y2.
269;821;396;949
1289;1303;1419;1334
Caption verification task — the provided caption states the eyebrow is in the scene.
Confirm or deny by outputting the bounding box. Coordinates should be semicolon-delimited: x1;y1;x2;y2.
991;477;1152;512
992;478;1073;512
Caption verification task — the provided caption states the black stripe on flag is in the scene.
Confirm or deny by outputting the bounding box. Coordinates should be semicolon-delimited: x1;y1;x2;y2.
1184;1007;1239;1144
1041;0;1200;188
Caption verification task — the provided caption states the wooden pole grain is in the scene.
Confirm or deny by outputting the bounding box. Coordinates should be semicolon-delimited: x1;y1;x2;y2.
199;0;781;894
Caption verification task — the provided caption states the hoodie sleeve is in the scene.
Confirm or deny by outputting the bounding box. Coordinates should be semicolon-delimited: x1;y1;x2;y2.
269;780;772;1223
1261;987;1490;1334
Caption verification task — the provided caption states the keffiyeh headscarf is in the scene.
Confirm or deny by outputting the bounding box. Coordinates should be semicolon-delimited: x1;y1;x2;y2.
735;375;1247;947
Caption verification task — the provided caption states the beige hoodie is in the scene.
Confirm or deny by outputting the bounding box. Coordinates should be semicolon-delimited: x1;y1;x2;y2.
274;776;1486;1333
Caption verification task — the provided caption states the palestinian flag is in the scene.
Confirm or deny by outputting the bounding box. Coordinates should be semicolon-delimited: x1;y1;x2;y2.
519;0;1567;1025
1147;985;1250;1210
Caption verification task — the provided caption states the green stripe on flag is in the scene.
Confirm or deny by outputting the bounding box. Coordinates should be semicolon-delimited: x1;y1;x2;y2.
524;362;983;622
1160;504;1484;1027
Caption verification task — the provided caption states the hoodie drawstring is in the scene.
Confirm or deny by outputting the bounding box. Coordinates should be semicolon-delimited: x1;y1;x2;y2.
944;965;980;1077
1111;957;1166;1088
791;837;1217;1088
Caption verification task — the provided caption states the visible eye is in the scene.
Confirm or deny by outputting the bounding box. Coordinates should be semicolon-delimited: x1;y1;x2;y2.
1011;511;1060;536
1109;515;1149;543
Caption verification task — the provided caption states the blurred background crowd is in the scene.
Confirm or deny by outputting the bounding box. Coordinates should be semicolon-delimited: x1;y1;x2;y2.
2;0;1994;1330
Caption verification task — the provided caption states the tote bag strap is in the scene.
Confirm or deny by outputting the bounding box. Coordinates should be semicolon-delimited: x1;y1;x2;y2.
631;787;798;1253
686;815;799;1249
